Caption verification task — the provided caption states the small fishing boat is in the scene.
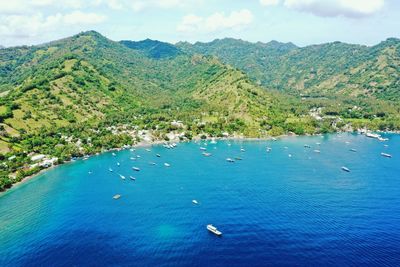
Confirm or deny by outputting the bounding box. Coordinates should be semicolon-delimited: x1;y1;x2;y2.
226;158;235;162
136;155;141;158
145;149;151;152
202;152;212;157
112;152;116;156
304;145;311;148
156;154;161;157
288;154;292;158
234;157;242;160
119;174;126;180
113;194;121;200
192;200;198;204
341;166;350;172
240;148;245;152
117;162;120;166
207;224;222;236
381;153;392;158
149;162;156;165
314;150;321;153
109;168;113;172
129;176;136;181
164;163;171;167
132;167;140;171
200;147;207;151
350;148;357;152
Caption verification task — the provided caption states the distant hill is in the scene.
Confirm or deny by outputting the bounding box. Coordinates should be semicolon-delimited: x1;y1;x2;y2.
177;38;400;101
120;39;182;59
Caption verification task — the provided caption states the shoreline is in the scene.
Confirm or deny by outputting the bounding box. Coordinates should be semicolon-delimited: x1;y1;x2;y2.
1;130;396;195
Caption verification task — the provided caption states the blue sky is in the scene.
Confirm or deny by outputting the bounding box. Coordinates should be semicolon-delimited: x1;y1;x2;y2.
0;0;399;47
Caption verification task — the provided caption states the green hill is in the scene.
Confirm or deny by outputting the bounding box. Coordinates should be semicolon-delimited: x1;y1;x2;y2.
177;38;400;101
0;31;399;191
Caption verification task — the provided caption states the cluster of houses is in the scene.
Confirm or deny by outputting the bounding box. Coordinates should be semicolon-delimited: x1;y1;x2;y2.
29;154;58;168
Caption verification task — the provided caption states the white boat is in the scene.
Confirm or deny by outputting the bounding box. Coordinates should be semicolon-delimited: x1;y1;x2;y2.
341;166;350;172
156;154;161;157
112;152;116;156
192;200;198;204
119;174;126;180
117;162;120;166
381;153;392;158
314;150;320;153
149;162;156;165
113;194;121;200
366;132;381;139
266;147;272;152
145;149;151;152
109;168;113;172
202;152;212;157
350;148;357;152
226;158;235;162
240;148;245;152
129;176;136;181
207;224;222;236
164;163;171;167
234;157;242;160
200;147;207;151
136;155;141;158
132;167;140;171
288;154;292;158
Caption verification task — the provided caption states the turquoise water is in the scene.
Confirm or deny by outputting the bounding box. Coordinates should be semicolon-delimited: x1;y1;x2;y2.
0;134;399;266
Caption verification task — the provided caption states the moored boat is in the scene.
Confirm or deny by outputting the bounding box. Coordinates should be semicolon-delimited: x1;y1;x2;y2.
381;153;392;158
132;167;140;171
113;194;121;200
207;224;222;236
341;166;350;172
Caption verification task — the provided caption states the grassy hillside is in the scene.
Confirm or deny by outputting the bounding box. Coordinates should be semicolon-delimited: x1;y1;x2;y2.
178;38;400;101
0;31;399;191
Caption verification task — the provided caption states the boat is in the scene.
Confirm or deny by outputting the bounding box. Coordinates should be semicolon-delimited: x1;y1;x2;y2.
130;157;136;160
240;148;245;152
132;167;140;171
350;148;357;152
88;171;92;174
192;200;198;204
164;163;171;167
304;145;311;148
366;132;381;139
117;162;120;166
314;150;320;153
316;142;321;145
266;147;272;152
113;194;121;200
129;176;136;181
207;224;222;236
234;157;242;160
136;155;141;158
288;154;292;158
156;154;161;157
109;168;113;172
202;152;212;157
112;152;116;156
381;153;392;158
226;158;235;162
119;174;126;180
341;166;350;172
145;149;151;152
200;147;207;151
149;162;156;165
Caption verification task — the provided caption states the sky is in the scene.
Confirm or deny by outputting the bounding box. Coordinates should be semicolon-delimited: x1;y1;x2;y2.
0;0;399;47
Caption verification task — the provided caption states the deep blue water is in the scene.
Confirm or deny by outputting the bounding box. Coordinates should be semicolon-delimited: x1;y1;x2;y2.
1;133;400;267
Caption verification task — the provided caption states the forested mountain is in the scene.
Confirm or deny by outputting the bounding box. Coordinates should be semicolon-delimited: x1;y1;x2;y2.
0;31;399;190
177;38;400;100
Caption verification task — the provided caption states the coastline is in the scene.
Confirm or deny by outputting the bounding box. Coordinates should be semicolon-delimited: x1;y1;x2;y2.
0;130;394;195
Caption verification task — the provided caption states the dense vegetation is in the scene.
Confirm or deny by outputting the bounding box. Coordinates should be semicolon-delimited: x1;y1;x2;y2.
0;31;399;191
177;38;400;101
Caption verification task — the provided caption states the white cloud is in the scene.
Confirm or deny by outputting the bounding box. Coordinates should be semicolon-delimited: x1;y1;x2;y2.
177;9;254;33
63;11;106;24
283;0;385;18
0;11;106;39
260;0;280;6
